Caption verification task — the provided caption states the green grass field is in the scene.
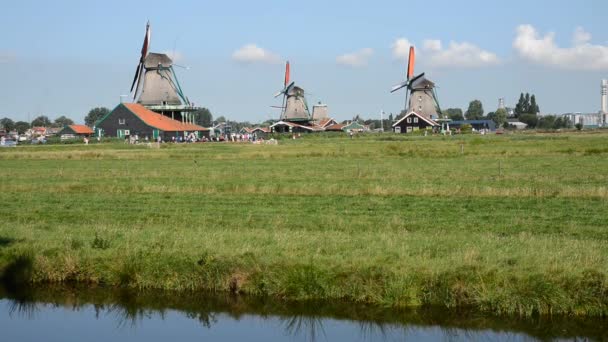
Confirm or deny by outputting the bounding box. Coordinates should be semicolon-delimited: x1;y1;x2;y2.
0;132;607;316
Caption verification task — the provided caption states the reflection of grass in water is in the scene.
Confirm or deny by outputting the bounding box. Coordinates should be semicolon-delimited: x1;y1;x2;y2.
0;284;606;341
281;315;327;342
0;133;607;316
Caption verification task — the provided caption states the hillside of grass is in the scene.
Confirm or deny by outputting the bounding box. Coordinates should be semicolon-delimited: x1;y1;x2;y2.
0;132;607;316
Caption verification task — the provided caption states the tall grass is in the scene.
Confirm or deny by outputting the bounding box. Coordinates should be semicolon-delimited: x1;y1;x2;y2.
0;132;607;316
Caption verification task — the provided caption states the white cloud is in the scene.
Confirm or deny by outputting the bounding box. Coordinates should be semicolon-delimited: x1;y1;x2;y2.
423;40;500;68
423;39;442;52
336;48;374;67
391;38;498;68
391;38;413;59
232;44;281;64
513;24;608;70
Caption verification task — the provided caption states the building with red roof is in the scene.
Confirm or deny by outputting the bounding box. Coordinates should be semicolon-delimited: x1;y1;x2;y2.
95;103;209;140
58;124;94;137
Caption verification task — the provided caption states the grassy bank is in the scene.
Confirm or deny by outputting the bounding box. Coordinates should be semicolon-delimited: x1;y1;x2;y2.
0;132;607;316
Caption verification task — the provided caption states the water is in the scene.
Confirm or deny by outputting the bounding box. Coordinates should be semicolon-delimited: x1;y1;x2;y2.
0;285;605;341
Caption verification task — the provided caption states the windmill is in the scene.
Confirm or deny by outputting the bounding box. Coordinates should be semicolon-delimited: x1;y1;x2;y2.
273;61;312;123
128;22;200;124
390;46;442;121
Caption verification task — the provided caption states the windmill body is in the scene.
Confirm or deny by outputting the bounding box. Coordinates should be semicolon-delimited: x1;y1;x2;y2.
282;85;311;122
407;76;440;121
137;53;184;106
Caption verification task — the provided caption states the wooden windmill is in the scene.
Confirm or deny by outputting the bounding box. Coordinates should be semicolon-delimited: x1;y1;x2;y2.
390;46;442;121
129;22;198;123
273;62;312;123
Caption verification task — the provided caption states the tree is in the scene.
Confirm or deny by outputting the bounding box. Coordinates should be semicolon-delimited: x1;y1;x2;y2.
492;108;508;128
85;107;110;127
14;121;30;134
444;108;464;121
519;114;538;128
524;93;531;114
193;108;213;127
514;93;525;117
388;113;394;123
31;115;51;127
215;116;226;123
53;115;74;127
465;100;484;120
0;117;15;131
530;95;540;114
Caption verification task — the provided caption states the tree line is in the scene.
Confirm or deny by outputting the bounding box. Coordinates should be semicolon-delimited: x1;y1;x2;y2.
441;93;571;129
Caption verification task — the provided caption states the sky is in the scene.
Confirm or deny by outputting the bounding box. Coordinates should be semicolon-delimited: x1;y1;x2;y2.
1;0;607;123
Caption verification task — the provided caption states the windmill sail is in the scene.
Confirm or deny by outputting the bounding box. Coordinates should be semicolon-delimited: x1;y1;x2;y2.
131;22;151;98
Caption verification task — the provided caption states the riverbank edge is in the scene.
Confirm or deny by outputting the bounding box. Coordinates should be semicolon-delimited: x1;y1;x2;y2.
1;252;606;318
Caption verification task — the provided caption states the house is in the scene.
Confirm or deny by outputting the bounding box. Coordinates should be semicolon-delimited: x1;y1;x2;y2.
342;121;367;132
270;121;322;133
58;125;94;139
95;103;209;140
29;127;47;137
506;119;528;130
449;120;496;131
240;127;270;137
324;123;345;132
46;127;61;136
392;112;438;133
316;118;338;129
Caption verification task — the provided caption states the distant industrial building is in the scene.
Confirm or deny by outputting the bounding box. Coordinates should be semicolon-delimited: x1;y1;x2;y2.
561;113;604;128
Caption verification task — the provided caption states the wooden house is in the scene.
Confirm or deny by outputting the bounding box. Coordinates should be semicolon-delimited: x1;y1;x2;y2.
58;125;94;138
95;103;209;140
392;111;438;134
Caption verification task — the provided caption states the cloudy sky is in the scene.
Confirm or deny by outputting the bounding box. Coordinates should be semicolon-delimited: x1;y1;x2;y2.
1;0;607;123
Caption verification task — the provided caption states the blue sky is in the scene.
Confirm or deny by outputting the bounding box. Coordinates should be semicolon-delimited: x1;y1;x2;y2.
1;0;607;123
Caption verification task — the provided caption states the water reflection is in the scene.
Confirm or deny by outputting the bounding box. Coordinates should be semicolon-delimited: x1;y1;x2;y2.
1;283;606;341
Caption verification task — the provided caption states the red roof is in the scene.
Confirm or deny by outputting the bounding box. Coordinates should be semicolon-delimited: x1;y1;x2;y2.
68;125;94;134
123;103;209;132
324;123;345;131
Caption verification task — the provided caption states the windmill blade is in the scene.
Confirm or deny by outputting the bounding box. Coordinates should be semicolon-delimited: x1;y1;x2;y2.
391;80;408;93
406;46;415;80
130;63;142;93
132;65;145;99
284;61;290;87
274;81;295;97
408;72;425;86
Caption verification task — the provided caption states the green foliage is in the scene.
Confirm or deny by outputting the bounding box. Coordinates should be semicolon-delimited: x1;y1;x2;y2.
519;114;538;128
444;108;464;121
91;233;111;250
488;108;508;128
193;108;213;127
53;115;74;128
31;115;51;127
14;121;30;134
465;100;484;120
515;92;540;117
85;107;110;127
0;117;15;131
575;123;583;130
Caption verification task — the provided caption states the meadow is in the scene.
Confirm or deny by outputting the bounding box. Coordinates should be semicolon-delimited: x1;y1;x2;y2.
0;132;607;316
